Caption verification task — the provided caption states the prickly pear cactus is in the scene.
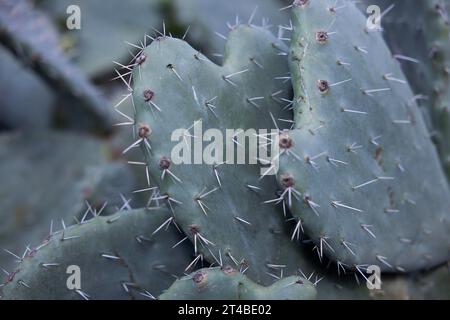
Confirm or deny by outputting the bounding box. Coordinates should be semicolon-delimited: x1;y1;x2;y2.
0;0;114;134
171;0;289;61
361;0;450;178
0;131;133;272
127;24;309;284
276;0;450;272
159;266;316;300
1;208;193;300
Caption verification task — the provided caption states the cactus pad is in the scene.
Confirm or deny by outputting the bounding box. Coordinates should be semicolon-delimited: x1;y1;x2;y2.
1;208;193;300
159;266;316;300
276;0;450;272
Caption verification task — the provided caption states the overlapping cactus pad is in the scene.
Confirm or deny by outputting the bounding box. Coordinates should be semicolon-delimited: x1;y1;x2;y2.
276;0;450;272
160;266;316;300
130;24;311;284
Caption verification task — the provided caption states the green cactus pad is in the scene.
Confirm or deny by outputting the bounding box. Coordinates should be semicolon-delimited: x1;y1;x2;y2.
128;24;312;284
1;208;193;300
39;0;161;77
0;0;114;134
276;0;450;272
159;266;316;300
